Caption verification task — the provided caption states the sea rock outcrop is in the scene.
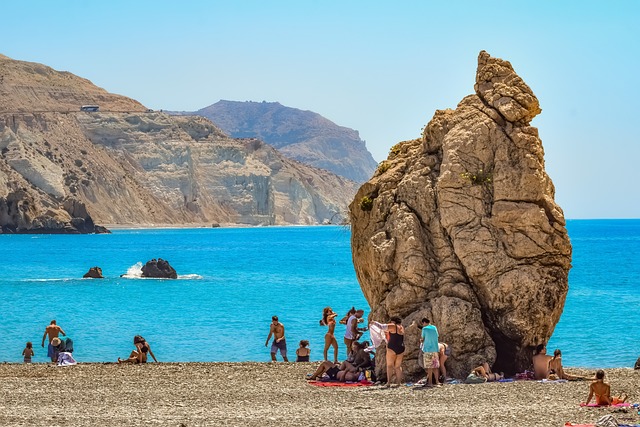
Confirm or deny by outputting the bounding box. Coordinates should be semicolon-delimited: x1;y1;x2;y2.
349;51;572;378
141;258;178;279
83;267;103;279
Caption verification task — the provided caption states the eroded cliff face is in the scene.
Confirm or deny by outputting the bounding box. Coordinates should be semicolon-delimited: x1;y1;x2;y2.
349;51;572;378
0;55;358;231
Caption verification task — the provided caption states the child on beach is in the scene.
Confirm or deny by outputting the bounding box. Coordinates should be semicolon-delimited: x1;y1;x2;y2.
22;342;34;363
583;370;628;406
296;340;310;362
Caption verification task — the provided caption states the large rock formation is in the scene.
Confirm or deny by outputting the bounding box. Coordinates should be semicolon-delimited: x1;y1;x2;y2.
0;55;358;231
183;100;379;183
349;51;572;378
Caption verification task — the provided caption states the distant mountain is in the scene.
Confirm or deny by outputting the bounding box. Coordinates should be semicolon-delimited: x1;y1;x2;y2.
0;55;358;232
181;100;378;183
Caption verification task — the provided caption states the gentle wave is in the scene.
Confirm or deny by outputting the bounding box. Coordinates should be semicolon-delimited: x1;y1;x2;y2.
120;262;202;280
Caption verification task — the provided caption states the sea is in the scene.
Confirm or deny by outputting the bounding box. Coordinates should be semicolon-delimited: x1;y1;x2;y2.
0;220;638;368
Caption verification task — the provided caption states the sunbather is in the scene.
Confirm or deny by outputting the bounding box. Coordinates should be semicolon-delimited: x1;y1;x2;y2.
548;349;584;380
584;370;628;406
466;363;503;383
532;343;553;380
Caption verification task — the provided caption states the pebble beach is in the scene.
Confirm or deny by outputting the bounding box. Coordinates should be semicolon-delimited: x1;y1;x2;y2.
1;363;639;427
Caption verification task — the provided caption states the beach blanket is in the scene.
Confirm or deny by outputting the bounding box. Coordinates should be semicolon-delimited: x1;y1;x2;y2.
580;402;631;407
307;380;373;387
537;378;568;384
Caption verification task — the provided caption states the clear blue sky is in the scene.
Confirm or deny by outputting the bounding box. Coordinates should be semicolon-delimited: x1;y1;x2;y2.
2;1;638;218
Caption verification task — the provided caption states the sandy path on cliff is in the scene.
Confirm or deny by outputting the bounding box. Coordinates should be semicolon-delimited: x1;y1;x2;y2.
1;363;639;427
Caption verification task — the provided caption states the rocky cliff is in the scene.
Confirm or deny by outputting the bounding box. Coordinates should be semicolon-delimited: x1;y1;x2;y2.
0;55;358;232
183;100;379;183
349;51;572;378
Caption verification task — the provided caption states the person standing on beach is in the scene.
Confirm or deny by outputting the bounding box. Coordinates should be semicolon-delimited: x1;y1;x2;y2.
419;318;440;387
41;320;66;362
22;342;34;363
265;316;288;362
344;309;365;357
320;307;339;363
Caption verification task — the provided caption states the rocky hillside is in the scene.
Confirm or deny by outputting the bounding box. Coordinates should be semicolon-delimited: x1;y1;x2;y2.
180;100;378;183
350;51;572;378
0;55;358;232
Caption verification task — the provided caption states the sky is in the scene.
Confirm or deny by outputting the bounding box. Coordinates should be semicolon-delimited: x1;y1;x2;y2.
2;1;639;218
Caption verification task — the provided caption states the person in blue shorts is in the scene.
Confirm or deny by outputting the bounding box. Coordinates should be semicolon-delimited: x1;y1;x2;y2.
265;315;288;362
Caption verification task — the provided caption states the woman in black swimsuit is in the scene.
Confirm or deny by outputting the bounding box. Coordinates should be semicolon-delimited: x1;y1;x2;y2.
384;316;405;387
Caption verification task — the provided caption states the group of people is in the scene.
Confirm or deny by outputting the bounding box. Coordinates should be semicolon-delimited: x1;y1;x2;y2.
263;307;453;388
24;319;157;366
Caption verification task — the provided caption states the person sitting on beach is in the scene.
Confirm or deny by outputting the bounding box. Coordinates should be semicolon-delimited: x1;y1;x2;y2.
584;370;628;406
118;335;157;364
307;360;361;382
296;340;310;362
320;307;339;363
532;343;553;380
466;362;504;383
265;315;288;362
548;349;584;380
339;341;372;373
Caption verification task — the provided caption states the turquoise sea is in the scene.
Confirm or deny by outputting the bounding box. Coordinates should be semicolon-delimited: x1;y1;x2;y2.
0;220;638;368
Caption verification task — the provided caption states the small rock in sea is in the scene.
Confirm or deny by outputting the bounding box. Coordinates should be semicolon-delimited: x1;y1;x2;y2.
141;258;178;279
83;266;104;279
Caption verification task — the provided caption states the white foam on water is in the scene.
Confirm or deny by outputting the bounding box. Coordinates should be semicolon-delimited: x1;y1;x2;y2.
178;274;203;280
121;262;144;279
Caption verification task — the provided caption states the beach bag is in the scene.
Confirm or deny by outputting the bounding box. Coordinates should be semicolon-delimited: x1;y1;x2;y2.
595;415;618;427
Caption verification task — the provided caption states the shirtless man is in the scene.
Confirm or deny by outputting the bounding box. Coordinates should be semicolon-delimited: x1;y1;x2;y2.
532;343;553;380
265;316;288;362
41;320;66;362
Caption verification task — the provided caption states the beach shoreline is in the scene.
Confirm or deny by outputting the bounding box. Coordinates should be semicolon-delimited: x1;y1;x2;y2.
1;362;638;427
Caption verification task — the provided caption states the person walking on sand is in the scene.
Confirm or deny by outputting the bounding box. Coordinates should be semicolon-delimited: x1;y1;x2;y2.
41;320;66;362
320;307;339;363
22;342;34;363
265;315;288;362
419;318;440;387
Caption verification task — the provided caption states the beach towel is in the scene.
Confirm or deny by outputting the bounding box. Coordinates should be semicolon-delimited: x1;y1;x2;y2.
368;321;387;351
538;378;568;383
580;402;631;408
307;380;373;387
57;352;77;366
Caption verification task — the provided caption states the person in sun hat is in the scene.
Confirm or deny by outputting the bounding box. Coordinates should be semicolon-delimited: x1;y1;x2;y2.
50;336;74;363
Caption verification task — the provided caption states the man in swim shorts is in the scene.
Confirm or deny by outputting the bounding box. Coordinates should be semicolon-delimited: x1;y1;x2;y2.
265;315;288;362
41;320;66;362
420;318;440;387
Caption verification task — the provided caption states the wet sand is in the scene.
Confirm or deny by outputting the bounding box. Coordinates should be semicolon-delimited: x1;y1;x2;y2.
1;363;638;427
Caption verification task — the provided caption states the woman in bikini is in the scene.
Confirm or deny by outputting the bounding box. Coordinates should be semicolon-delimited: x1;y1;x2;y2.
585;370;627;406
320;307;339;363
